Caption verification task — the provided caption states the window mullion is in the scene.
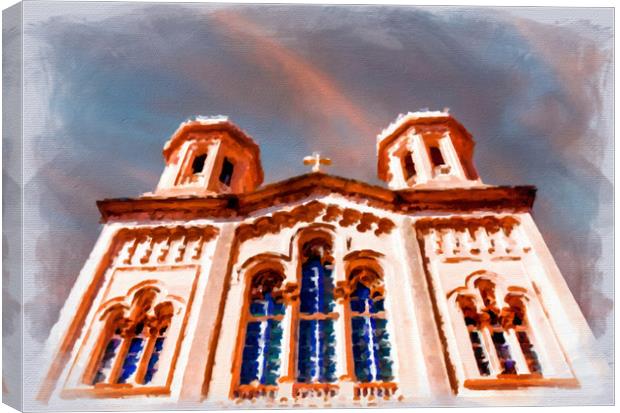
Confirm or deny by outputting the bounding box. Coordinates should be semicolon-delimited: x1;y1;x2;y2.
108;332;133;384
480;327;502;376
335;295;354;381
504;328;529;375
134;333;157;385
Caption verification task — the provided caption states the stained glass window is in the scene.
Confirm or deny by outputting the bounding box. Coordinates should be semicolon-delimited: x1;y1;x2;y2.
296;239;337;383
348;268;393;383
505;295;542;375
118;321;147;383
92;329;122;385
456;278;545;379
456;295;491;376
239;270;286;386
89;288;173;387
474;279;518;375
144;326;168;384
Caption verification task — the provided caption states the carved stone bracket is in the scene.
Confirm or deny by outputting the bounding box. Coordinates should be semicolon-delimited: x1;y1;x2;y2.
280;282;300;305
333;269;385;303
416;215;519;236
113;225;219;266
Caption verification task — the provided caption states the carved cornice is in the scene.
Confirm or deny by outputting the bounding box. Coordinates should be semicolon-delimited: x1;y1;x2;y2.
416;215;520;235
97;173;537;222
113;225;219;266
236;200;396;243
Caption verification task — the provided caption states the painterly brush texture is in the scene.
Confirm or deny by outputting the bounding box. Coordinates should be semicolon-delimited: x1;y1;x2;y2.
7;3;612;407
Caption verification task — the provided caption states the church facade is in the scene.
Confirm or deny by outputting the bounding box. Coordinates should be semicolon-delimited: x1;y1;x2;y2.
37;111;610;409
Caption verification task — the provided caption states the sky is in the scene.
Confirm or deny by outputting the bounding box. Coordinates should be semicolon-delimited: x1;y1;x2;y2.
6;2;613;396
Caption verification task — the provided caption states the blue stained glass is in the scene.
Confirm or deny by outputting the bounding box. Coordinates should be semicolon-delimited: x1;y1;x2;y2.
350;283;384;314
144;337;166;384
300;258;334;314
351;316;393;382
250;292;285;317
93;337;121;384
118;337;145;383
297;319;336;383
296;255;337;384
240;319;283;385
492;332;516;374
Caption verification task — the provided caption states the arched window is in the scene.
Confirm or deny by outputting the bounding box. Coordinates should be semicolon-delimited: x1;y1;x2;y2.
348;267;393;383
91;287;174;386
474;279;517;375
401;150;416;181
503;294;542;375
296;238;337;383
191;153;207;175
456;295;491;376
239;269;286;387
454;276;546;379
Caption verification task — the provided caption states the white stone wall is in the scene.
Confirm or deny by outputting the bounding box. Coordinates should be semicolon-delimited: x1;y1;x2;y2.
37;197;611;410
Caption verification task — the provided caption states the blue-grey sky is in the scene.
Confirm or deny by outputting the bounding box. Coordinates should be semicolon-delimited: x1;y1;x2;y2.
13;2;613;367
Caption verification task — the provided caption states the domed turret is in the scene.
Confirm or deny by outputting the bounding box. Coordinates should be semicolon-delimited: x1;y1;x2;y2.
152;116;263;196
377;111;482;190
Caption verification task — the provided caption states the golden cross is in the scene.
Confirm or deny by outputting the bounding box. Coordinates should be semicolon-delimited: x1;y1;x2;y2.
303;152;332;173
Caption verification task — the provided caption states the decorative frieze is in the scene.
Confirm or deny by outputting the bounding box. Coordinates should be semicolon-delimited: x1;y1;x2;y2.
112;226;219;267
416;215;530;260
236;201;396;242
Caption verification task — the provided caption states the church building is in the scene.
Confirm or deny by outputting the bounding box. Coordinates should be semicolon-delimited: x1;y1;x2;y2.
37;111;610;408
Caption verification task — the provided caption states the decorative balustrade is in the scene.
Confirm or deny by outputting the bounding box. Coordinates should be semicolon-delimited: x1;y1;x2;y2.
416;216;531;260
353;382;398;401
112;226;218;267
231;381;403;403
233;384;278;401
292;383;339;401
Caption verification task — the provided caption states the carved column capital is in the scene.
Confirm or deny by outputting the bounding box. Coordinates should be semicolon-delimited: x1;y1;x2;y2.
280;282;300;304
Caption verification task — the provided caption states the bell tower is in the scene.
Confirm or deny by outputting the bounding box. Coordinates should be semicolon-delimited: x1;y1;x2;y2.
152;116;264;196
377;111;482;189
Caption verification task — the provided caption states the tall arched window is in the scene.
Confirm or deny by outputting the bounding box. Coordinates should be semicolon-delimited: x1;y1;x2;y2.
454;276;546;379
475;279;517;375
456;295;491;376
296;238;337;383
239;269;286;387
90;287;174;386
348;267;393;383
503;294;542;375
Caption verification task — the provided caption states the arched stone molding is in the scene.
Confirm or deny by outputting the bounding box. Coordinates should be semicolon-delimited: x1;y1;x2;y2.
61;279;189;399
444;271;577;391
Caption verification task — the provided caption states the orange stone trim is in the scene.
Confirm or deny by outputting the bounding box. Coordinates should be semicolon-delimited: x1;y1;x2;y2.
60;385;170;399
463;377;579;390
97;173;537;222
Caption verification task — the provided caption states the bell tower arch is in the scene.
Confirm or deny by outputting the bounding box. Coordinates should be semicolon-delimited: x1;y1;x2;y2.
153;116;264;196
377;111;482;189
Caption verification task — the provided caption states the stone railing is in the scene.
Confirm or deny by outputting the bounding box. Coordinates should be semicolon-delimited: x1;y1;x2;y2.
353;382;398;401
292;383;339;401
